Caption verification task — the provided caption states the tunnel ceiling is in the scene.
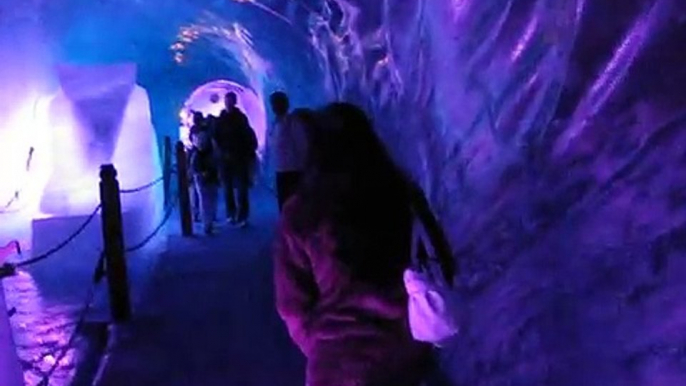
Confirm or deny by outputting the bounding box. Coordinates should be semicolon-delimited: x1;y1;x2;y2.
29;1;334;94
1;0;340;136
2;1;686;385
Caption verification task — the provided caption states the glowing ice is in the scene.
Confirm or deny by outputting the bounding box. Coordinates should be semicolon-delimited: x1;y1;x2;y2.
35;63;164;258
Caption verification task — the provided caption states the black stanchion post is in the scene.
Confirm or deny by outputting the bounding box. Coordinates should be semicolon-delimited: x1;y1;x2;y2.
163;136;172;206
175;141;193;236
99;164;132;323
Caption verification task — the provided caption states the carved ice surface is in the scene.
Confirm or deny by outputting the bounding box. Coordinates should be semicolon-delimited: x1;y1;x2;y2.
38;63;164;255
1;63;164;385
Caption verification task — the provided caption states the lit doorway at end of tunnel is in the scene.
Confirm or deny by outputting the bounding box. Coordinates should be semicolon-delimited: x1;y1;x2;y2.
179;79;267;157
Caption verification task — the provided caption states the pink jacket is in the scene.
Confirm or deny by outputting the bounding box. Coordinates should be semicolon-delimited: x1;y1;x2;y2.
274;186;431;386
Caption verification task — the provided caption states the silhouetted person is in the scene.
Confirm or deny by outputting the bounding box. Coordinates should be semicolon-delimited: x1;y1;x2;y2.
190;130;219;235
188;111;206;222
214;92;257;227
269;92;311;211
274;103;432;386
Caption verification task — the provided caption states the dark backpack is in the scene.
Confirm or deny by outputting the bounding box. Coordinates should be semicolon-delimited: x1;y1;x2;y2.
215;109;256;161
190;148;219;184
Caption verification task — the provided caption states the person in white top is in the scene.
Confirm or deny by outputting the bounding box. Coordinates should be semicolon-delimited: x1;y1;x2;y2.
269;92;311;211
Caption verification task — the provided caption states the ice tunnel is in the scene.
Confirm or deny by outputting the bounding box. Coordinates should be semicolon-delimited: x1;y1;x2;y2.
1;0;686;385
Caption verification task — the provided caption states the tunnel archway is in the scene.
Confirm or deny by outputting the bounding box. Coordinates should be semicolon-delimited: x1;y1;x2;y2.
179;79;267;157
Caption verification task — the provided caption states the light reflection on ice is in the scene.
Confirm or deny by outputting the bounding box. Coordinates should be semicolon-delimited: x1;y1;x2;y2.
4;269;82;386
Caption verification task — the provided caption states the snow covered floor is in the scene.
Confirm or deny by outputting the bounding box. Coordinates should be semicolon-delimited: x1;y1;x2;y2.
96;187;305;386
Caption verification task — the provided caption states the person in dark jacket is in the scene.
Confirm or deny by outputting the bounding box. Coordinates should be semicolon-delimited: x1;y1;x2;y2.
214;92;258;227
274;103;432;386
190;129;219;235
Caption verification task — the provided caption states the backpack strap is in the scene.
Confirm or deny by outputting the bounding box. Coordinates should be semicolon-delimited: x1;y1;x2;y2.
409;193;456;287
410;207;439;269
410;215;423;270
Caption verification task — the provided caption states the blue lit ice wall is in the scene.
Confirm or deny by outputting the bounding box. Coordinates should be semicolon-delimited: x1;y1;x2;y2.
1;0;686;385
333;2;686;385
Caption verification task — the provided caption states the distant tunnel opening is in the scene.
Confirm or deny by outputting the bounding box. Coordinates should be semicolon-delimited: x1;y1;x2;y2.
179;79;267;158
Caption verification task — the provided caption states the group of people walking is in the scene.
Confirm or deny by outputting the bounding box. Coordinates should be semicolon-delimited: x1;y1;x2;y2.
187;91;257;234
186;90;312;234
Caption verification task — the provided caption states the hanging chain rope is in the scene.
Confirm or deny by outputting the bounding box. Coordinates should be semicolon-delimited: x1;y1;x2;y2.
35;253;105;386
119;161;177;195
3;171;178;274
0;147;35;214
14;205;102;268
2;152;179;384
125;196;178;253
120;176;165;194
1;192;20;212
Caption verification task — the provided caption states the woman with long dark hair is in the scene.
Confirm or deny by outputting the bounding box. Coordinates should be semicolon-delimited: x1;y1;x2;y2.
274;103;432;386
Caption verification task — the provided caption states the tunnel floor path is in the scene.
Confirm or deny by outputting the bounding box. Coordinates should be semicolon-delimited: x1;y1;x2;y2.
96;187;306;386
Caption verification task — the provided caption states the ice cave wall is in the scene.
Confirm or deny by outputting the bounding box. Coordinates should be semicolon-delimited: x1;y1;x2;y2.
334;1;686;385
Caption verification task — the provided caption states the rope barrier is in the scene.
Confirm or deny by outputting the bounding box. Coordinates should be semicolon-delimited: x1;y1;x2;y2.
2;157;177;383
14;205;102;268
120;176;165;194
2;168;177;273
0;147;35;215
35;253;104;386
125;196;178;253
0;189;27;215
1;192;20;212
116;162;177;194
2;164;175;214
